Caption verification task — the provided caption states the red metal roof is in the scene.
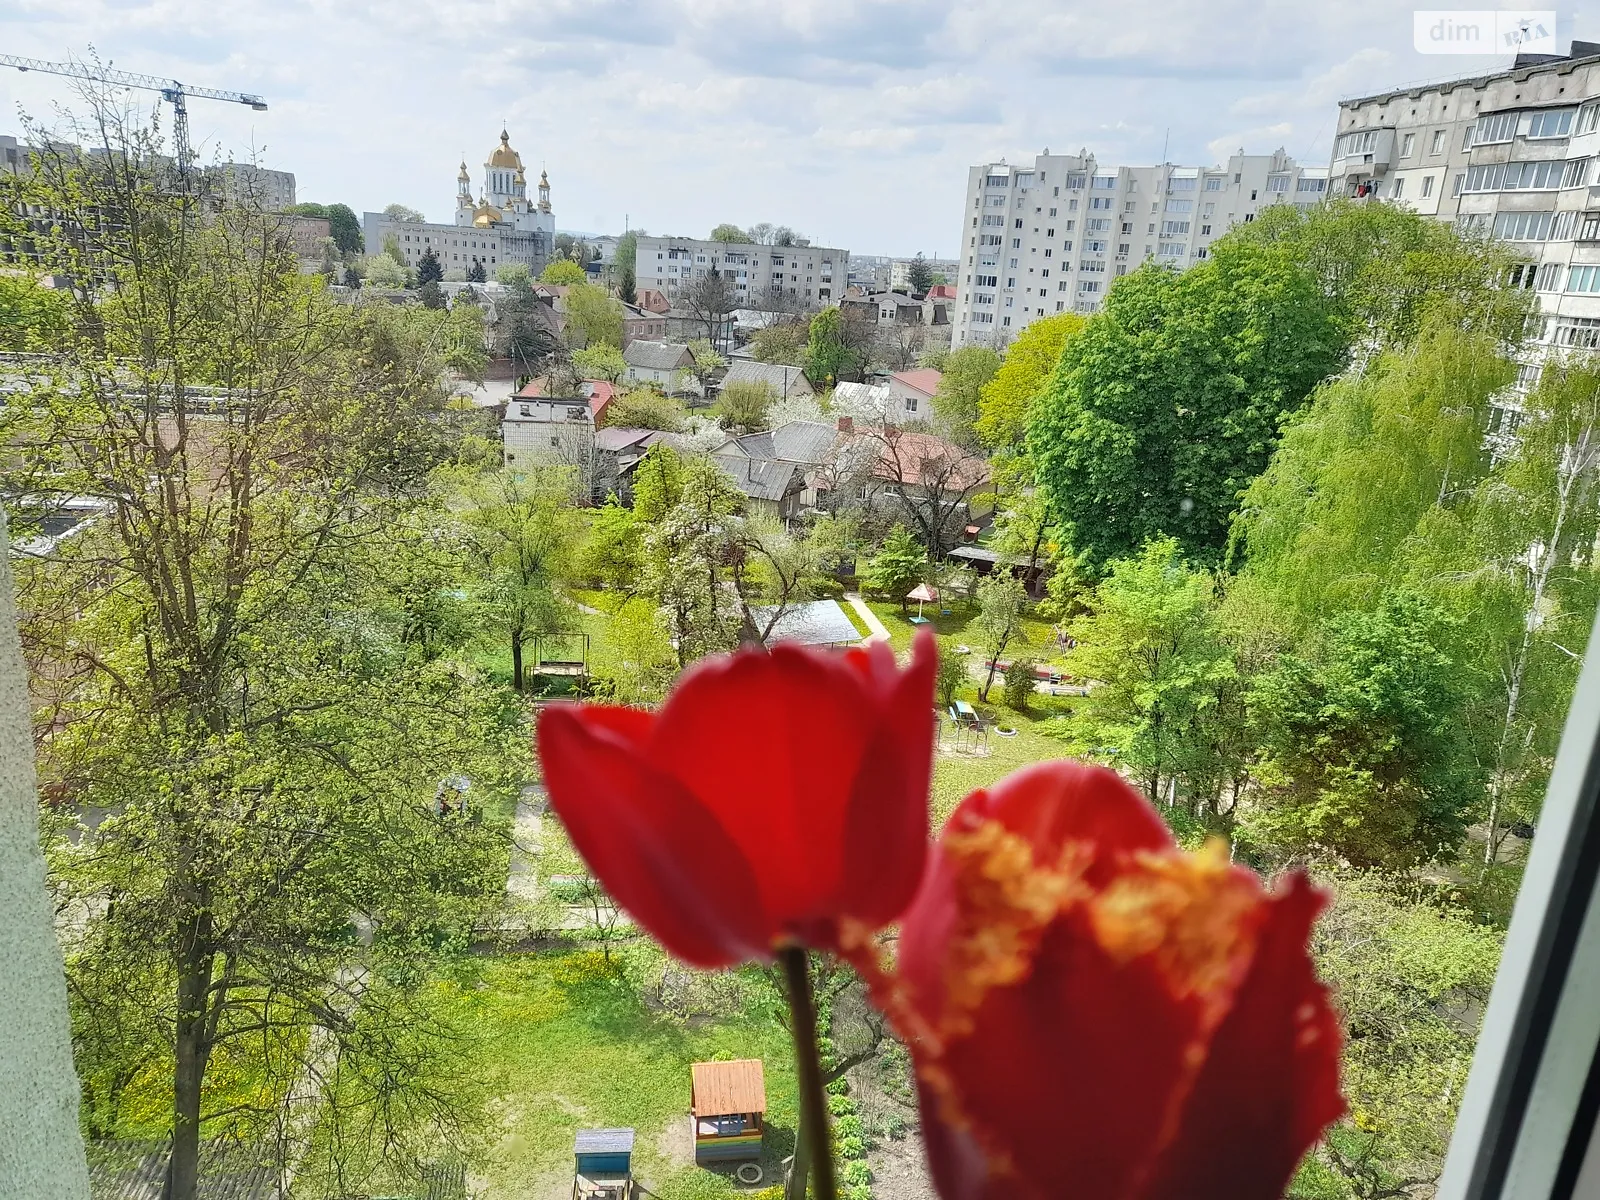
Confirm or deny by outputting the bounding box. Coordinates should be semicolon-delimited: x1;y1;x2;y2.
891;368;943;398
691;1059;767;1117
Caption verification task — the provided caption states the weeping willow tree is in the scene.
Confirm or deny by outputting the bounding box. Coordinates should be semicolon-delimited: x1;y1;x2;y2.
1233;322;1600;865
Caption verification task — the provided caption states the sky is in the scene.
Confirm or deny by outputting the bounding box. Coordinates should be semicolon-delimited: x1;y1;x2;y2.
2;1;1590;257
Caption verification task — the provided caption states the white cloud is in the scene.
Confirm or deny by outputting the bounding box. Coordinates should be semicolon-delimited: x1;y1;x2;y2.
0;0;1559;254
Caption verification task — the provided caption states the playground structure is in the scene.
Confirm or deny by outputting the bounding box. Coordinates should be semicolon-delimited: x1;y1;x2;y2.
938;709;991;756
532;633;590;683
690;1059;766;1179
572;1128;634;1200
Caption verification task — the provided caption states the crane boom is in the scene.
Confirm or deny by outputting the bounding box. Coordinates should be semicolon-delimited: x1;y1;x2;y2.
0;55;266;109
0;54;267;178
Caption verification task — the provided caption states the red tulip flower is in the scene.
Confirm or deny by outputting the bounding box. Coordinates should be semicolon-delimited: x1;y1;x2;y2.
893;761;1344;1200
536;631;937;968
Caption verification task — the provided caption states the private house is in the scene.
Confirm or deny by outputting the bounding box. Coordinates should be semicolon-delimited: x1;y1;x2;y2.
887;368;941;424
620;301;667;347
622;340;696;392
710;419;862;513
501;396;595;497
710;451;805;522
718;360;814;403
855;426;992;536
593;426;681;503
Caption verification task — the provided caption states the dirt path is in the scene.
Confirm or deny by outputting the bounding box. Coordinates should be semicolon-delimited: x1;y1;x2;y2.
844;593;892;645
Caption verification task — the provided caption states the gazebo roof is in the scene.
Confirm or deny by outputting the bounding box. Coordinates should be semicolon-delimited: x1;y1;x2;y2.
691;1059;767;1117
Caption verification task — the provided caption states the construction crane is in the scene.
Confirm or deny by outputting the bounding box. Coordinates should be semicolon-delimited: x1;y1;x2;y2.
0;54;267;179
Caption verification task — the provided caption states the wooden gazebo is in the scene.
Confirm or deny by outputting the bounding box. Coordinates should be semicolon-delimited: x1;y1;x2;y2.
690;1059;766;1167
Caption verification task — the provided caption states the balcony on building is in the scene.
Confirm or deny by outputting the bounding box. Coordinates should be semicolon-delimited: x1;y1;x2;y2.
1331;127;1396;181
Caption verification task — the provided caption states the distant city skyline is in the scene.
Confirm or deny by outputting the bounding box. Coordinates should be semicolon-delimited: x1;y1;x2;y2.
0;0;1582;256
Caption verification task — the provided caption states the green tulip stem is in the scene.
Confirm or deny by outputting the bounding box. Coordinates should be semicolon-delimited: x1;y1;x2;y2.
780;944;837;1200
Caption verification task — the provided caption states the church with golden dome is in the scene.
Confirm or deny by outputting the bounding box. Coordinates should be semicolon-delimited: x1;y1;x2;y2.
360;128;555;283
455;129;554;239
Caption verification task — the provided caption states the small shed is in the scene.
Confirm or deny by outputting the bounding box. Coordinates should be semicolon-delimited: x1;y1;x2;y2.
573;1127;634;1200
690;1059;766;1165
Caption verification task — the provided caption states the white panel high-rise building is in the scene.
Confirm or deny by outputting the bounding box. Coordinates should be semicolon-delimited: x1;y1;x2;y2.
951;148;1327;348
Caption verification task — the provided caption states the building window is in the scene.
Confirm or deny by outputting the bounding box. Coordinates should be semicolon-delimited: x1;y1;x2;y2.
1474;111;1517;144
1431;128;1446;154
1567;264;1600;293
1205;177;1221;191
1421;174;1435;198
1393;178;1405;199
1400;132;1415;157
1527;109;1576;139
1492;209;1555;240
905;396;918;413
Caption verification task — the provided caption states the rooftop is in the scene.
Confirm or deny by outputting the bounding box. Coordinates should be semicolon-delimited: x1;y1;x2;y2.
624;340;693;370
691;1059;768;1117
750;599;863;649
1342;40;1600;107
722;360;812;397
891;368;943;397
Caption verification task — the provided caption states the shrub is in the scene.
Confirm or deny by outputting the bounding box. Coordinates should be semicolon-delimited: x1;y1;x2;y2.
841;1161;873;1187
1003;657;1037;711
936;641;967;707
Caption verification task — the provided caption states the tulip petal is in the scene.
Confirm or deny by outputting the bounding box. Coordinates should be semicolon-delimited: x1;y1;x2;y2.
1141;872;1345;1200
839;631;937;928
970;760;1173;882
647;644;883;934
537;705;769;968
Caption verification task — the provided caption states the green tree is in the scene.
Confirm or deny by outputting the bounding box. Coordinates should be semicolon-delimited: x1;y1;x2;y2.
862;526;927;613
604;388;688;432
618;265;637;306
459;467;582;691
416;246;444;285
541;258;587;285
935;641;968;708
710;223;748;242
1029;242;1342;569
1301;875;1504;1198
974;572;1028;701
383;202;425;222
644;456;748;665
290;201;362;254
1003;657;1037;712
933;345;1001;448
1235;196;1531;352
466;259;487;283
571;343;628;384
631;443;688;522
0;273;69;350
342;264;362;289
591;597;679;704
682;338;729;393
1059;539;1237;809
581;499;645;590
906;252;934;294
364;252;408;289
714;379;776;433
975;312;1084;451
496;262;532;287
418;279;445;309
1243;591;1478;869
751;320;810;366
564;281;625;348
805;305;869;385
3;110;518;1200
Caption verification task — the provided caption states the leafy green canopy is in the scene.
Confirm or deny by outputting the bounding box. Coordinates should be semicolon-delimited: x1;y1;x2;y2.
1029;241;1342;569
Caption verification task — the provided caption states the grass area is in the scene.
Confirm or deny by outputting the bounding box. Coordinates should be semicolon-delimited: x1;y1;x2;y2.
863;598;1063;666
472;606;615;696
454;948;797;1200
931;693;1075;824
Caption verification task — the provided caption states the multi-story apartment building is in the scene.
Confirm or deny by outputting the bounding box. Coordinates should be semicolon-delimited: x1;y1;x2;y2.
952;149;1327;347
1331;41;1600;445
635;236;848;308
889;256;959;291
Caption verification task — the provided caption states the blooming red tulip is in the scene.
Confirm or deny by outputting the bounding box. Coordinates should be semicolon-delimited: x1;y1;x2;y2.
536;631;937;968
892;760;1344;1200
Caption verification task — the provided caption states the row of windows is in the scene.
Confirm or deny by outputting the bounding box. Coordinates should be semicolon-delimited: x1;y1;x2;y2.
1463;158;1592;193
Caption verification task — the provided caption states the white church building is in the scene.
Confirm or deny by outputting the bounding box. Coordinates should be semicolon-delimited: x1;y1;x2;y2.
362;129;556;280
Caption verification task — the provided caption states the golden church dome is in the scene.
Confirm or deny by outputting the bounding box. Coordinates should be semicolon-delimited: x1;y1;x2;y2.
472;193;502;227
458;160;470;182
487;129;522;170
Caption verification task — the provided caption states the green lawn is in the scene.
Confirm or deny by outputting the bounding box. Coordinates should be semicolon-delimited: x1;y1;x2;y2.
453;949;797;1200
862;598;1063;666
